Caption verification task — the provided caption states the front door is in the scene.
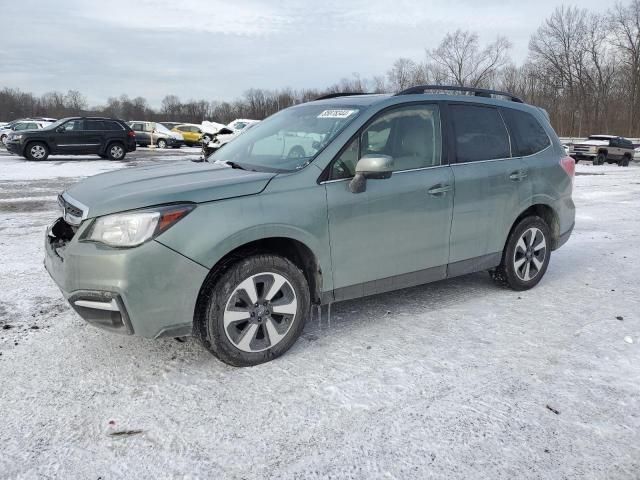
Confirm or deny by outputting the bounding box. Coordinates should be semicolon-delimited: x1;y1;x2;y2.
324;103;454;301
52;119;85;154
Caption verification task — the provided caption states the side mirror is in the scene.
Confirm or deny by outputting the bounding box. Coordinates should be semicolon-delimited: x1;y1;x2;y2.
349;155;394;194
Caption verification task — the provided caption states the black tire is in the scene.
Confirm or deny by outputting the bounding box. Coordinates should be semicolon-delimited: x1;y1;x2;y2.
573;158;579;164
595;152;606;165
489;216;551;291
621;156;631;167
157;139;167;149
25;142;49;161
106;142;126;160
0;134;7;145
196;253;310;367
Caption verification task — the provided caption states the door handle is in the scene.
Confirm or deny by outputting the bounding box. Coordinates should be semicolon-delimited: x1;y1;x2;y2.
427;184;452;196
509;170;527;181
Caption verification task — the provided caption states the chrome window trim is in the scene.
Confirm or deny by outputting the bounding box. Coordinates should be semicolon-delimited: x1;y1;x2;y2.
451;143;552;166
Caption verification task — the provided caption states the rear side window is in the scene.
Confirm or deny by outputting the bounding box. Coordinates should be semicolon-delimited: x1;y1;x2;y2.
450;105;510;162
502;108;550;156
85;120;106;130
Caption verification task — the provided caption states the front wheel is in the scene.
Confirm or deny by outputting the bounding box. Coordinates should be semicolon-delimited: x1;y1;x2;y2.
157;139;167;149
595;152;606;165
620;156;630;167
25;142;49;161
196;254;310;367
490;216;551;291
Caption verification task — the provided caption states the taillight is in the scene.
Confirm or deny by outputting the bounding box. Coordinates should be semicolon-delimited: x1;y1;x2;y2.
560;155;575;177
128;130;136;137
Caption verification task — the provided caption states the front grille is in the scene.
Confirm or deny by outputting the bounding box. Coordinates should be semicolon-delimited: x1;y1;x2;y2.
573;146;591;152
58;195;85;225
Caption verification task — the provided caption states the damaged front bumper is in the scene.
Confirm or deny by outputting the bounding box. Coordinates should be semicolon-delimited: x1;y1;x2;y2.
44;217;209;339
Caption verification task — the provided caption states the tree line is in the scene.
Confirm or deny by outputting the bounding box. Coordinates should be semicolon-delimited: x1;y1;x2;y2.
1;2;638;137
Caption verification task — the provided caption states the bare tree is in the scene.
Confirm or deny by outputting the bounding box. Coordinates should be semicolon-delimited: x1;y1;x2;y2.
428;30;511;88
387;58;419;91
610;1;640;134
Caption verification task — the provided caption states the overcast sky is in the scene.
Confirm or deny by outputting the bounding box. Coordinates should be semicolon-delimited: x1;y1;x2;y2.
1;0;609;108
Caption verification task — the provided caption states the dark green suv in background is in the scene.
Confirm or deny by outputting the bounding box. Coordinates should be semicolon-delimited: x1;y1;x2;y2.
44;86;575;366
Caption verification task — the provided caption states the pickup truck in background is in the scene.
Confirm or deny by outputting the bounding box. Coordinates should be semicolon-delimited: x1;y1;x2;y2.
570;135;634;166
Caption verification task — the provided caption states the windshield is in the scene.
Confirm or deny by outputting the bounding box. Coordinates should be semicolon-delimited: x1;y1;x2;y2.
155;123;173;135
45;118;71;130
209;104;361;172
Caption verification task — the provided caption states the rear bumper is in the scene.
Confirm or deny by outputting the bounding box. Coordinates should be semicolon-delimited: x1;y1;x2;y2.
44;218;209;338
555;222;574;250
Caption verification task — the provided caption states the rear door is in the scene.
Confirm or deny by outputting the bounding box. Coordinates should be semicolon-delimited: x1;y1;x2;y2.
447;103;528;273
83;120;106;154
130;122;149;145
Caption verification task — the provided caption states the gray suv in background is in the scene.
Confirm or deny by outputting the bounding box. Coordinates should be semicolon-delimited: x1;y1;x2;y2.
128;121;185;148
44;86;575;367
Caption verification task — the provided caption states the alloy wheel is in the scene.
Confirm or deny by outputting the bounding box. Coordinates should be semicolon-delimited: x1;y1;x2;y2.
110;145;124;159
30;145;46;160
223;272;297;353
513;227;547;282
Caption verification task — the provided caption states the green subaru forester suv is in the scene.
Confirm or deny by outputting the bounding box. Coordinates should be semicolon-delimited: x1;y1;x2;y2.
45;86;575;366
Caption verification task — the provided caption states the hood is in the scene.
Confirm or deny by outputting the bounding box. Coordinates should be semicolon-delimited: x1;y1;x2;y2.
65;161;276;219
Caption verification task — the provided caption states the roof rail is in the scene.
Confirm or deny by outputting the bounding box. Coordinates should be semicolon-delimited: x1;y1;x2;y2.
315;92;372;100
395;85;524;103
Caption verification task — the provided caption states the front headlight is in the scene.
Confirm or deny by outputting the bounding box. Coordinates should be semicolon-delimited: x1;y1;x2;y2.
12;134;22;140
82;204;195;248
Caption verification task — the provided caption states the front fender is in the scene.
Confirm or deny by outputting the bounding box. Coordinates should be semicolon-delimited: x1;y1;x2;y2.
155;182;333;291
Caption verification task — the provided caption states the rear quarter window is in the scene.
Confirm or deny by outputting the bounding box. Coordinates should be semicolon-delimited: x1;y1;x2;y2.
502;108;550;157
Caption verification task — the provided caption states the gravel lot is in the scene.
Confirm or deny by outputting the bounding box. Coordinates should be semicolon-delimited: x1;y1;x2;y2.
0;149;638;479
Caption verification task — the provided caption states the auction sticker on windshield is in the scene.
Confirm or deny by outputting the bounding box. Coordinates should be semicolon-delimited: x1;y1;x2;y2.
317;109;357;119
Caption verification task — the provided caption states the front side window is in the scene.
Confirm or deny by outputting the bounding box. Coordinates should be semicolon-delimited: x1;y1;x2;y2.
330;104;442;180
451;105;510;162
501;108;550;157
61;120;83;132
209;104;362;172
13;123;28;131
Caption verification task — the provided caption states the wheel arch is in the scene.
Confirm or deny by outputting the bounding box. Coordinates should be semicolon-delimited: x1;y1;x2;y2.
508;203;561;251
23;139;50;157
193;236;324;331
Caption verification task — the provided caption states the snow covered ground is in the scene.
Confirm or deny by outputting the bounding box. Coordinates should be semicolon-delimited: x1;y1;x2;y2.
0;150;638;479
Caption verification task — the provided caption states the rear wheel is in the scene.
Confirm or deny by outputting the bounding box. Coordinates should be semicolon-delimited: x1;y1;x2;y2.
196;254;310;367
490;216;551;291
106;142;126;160
0;134;7;145
25;142;49;161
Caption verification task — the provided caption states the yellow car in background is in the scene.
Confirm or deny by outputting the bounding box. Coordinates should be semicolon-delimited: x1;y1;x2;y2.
171;124;204;146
